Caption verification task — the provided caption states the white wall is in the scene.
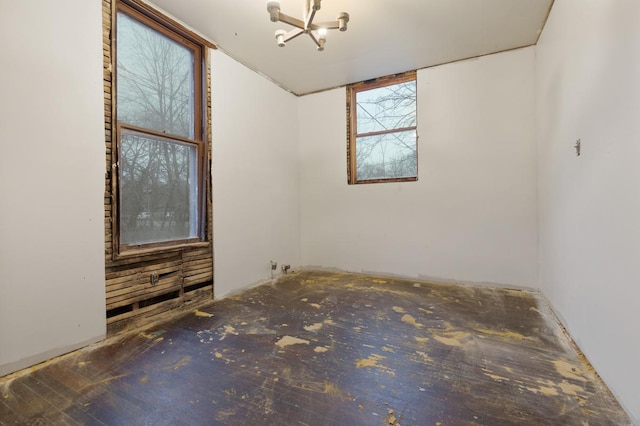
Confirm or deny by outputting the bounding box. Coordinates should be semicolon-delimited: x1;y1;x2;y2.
211;51;300;297
0;0;106;376
299;48;538;287
536;1;640;420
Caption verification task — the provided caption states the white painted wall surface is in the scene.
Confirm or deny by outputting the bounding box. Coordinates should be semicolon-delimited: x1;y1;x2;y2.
536;1;640;420
211;51;300;297
0;0;106;375
299;48;538;287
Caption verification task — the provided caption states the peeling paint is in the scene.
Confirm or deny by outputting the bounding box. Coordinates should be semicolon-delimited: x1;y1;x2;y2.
95;374;128;385
323;382;344;397
140;330;165;339
304;322;323;332
275;336;310;348
553;360;587;382
194;309;214;318
220;325;238;340
539;386;559;396
392;306;406;314
168;356;191;371
433;331;470;347
559;381;584;396
415;351;433;363
215;408;236;421
476;328;528;341
401;314;423;328
482;369;510;382
355;354;395;376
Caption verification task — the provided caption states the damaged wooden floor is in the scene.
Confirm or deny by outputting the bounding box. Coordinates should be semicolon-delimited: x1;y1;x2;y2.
0;270;631;425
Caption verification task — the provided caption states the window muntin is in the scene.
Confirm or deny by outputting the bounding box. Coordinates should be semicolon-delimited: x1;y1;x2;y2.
348;72;417;184
115;2;205;254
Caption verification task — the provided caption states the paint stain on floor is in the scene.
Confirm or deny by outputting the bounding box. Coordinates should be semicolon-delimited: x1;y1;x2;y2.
432;330;470;347
275;336;310;348
194;309;214;318
356;354;396;376
400;314;423;328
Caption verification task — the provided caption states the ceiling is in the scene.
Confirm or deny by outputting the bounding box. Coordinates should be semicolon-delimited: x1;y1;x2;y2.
148;0;554;95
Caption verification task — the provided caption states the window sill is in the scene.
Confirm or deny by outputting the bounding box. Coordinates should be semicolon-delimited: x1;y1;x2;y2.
349;176;418;185
113;241;210;261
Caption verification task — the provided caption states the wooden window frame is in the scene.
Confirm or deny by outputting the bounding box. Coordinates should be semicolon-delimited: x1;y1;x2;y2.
112;0;210;258
347;71;418;185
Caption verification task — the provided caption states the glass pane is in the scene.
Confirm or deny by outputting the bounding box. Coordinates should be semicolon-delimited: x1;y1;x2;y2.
117;12;195;139
356;130;417;181
356;80;416;134
120;129;199;245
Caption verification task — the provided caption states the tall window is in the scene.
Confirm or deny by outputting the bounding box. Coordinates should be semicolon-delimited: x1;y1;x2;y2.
347;71;418;184
114;2;206;253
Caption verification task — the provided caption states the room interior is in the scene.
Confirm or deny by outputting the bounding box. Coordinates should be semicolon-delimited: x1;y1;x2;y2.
0;0;638;423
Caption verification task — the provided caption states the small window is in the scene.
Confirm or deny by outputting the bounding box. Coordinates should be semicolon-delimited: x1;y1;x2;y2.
347;71;417;184
114;1;206;254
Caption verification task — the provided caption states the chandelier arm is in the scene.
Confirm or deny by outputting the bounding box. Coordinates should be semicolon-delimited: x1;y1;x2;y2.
277;13;306;30
282;28;305;43
308;31;325;51
305;8;318;29
310;21;340;30
308;31;320;47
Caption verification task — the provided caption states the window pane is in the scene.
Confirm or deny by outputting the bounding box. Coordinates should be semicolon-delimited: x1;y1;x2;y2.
117;12;195;139
120;130;198;245
356;130;417;181
356;81;416;134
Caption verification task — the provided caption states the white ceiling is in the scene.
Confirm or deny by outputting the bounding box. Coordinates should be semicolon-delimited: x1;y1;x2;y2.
148;0;554;95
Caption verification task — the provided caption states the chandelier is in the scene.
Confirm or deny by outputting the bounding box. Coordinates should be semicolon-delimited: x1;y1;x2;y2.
267;0;349;51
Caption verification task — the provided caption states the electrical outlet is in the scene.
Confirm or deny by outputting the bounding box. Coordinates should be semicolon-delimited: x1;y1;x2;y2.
270;260;277;270
150;273;159;286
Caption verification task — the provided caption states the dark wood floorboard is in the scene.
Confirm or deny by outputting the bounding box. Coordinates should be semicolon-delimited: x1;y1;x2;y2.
0;270;631;425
